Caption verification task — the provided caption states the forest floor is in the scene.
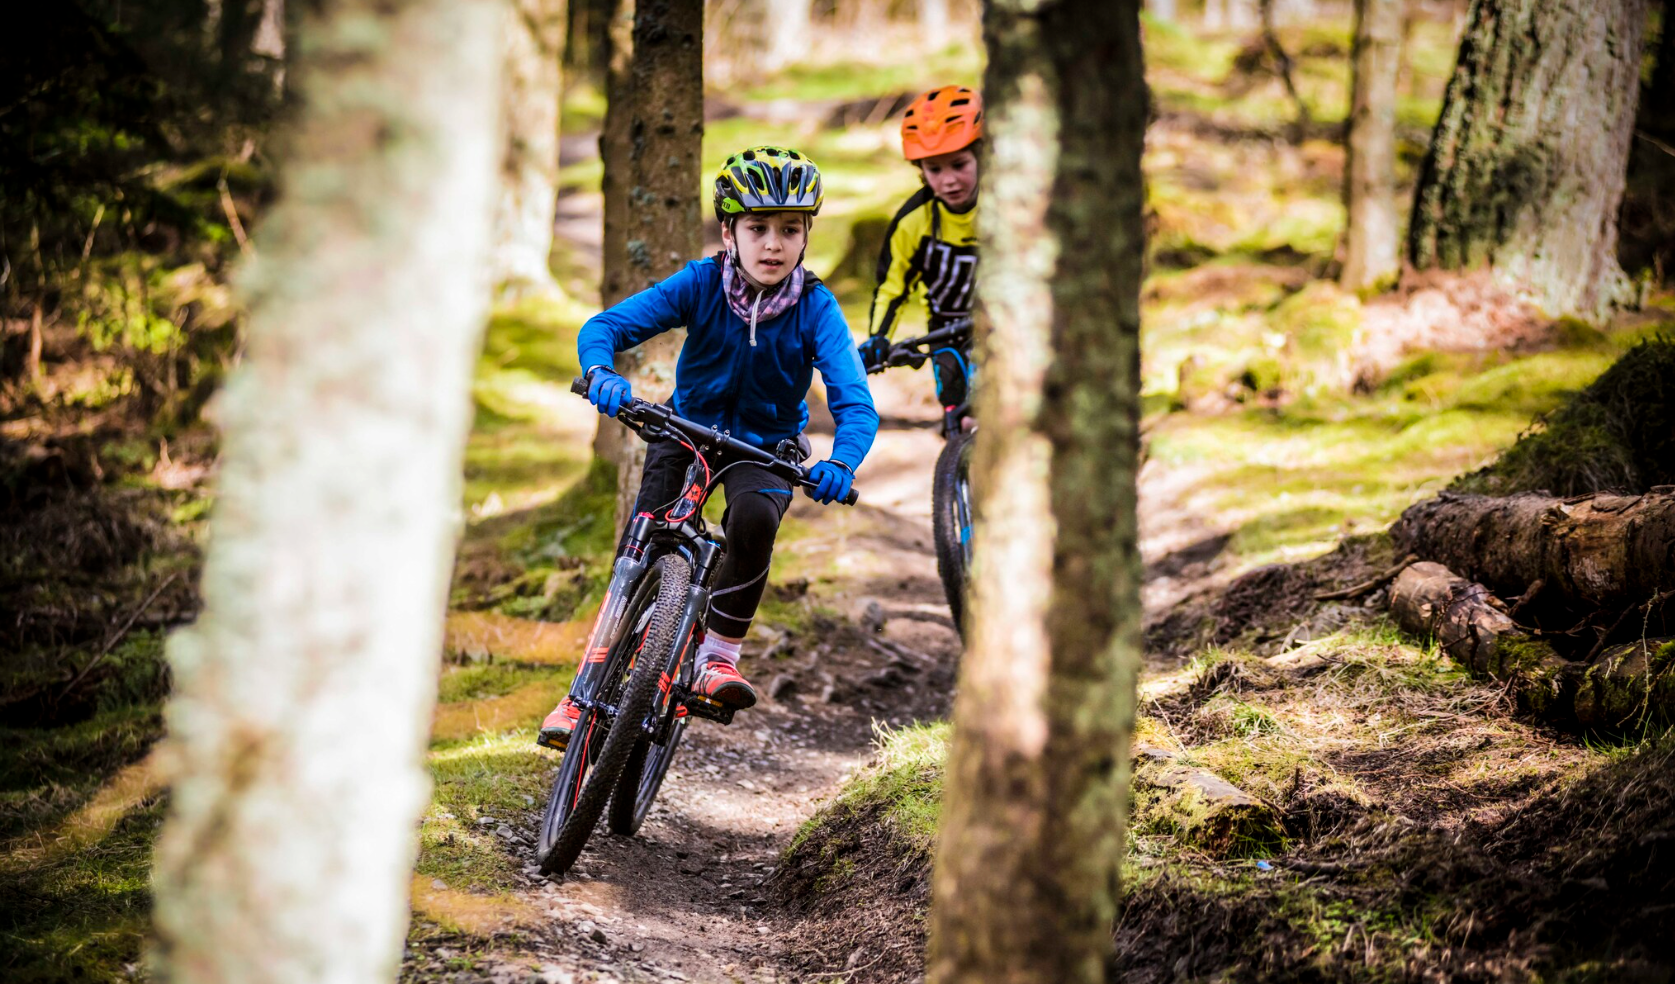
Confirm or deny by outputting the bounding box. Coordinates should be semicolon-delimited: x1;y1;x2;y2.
6;11;1675;984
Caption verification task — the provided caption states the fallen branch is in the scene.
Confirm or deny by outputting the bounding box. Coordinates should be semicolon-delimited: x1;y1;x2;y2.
1389;562;1675;728
1313;554;1417;601
58;572;180;702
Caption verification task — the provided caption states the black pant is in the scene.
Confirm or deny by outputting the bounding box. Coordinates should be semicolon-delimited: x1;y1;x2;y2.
630;436;794;638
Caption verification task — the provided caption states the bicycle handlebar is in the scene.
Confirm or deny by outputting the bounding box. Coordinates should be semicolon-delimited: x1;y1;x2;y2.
866;318;974;375
571;376;859;507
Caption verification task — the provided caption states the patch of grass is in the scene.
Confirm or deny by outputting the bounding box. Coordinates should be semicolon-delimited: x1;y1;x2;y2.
790;721;948;858
420;731;558;895
0;797;160;983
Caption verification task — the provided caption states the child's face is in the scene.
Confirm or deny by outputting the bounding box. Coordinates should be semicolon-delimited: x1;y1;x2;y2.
918;148;978;209
723;212;807;286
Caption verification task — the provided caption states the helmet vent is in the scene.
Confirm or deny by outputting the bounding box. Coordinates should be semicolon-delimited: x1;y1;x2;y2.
743;150;756;160
949;98;970;106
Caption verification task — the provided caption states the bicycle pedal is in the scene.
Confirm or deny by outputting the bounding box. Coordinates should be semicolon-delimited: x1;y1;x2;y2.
683;694;736;725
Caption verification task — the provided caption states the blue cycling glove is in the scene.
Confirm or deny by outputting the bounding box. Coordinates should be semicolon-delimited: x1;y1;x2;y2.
857;335;891;372
806;460;853;504
587;369;633;418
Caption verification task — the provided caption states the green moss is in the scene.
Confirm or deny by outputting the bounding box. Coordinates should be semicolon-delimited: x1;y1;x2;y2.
1453;337;1675;496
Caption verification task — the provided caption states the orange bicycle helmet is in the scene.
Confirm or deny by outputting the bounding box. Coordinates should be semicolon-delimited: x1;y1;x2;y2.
901;85;984;161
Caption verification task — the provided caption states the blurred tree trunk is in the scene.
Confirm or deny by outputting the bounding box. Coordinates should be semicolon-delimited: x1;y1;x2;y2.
927;2;1145;983
604;0;702;527
766;0;812;71
490;0;567;298
1621;0;1675;283
592;0;634;466
1408;0;1648;321
1205;0;1226;29
565;0;614;83
1341;0;1402;291
1228;0;1260;31
1149;0;1177;22
151;0;503;981
921;0;951;35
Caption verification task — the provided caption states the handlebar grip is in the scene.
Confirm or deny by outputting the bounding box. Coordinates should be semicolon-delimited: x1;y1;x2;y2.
842;488;859;507
570;376;589;396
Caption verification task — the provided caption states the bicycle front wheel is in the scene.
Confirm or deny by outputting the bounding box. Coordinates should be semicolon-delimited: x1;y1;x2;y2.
607;714;687;837
932;430;974;637
537;553;690;875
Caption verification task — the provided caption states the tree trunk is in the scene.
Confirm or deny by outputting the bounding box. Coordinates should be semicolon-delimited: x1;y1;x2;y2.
591;0;635;470
1205;0;1227;30
490;0;568;298
1148;0;1178;22
1390;490;1675;614
927;3;1145;984
151;0;503;981
765;0;813;71
921;0;952;36
1341;0;1403;291
602;0;702;528
1228;0;1260;32
1407;0;1649;321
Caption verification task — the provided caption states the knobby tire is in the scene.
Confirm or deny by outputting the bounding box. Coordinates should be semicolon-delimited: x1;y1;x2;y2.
932;430;973;637
537;553;691;875
607;715;687;836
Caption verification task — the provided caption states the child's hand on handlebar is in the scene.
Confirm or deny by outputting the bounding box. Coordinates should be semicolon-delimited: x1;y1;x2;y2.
587;370;633;418
805;461;854;504
857;335;891;372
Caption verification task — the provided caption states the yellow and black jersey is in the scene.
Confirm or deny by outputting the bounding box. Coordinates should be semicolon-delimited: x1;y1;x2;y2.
868;186;979;339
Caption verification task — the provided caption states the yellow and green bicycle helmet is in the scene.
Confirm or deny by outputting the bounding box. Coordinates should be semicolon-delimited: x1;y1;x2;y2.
713;146;825;223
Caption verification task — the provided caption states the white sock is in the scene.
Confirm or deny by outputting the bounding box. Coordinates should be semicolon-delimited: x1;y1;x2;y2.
695;635;743;672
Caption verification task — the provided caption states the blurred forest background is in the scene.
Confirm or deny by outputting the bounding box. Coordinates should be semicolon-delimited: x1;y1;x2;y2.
3;0;1674;981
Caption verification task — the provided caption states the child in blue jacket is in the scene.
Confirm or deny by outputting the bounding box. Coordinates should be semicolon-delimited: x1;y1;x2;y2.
539;146;878;747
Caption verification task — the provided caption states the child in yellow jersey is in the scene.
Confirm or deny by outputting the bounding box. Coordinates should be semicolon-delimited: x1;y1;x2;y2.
857;85;982;410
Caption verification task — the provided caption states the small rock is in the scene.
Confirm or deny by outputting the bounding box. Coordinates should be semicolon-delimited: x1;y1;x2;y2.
755;924;771;935
476;816;497;826
535;965;573;984
860;599;887;634
630;942;645;953
431;878;446;890
768;674;799;700
590;927;609;945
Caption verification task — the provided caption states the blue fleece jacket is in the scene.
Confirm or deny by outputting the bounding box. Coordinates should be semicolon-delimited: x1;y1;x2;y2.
577;258;879;470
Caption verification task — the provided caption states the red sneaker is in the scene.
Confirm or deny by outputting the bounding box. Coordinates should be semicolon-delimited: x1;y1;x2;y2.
537;696;582;751
693;660;757;710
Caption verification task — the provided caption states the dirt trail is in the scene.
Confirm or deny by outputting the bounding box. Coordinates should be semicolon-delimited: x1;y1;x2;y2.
406;372;960;984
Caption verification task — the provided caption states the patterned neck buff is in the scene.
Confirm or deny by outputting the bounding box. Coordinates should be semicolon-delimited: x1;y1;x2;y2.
720;248;806;347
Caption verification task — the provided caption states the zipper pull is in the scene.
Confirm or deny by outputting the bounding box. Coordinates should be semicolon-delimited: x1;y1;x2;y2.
749;293;760;347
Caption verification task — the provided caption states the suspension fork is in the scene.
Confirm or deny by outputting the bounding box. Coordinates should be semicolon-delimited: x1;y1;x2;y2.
570;513;655;703
644;538;721;740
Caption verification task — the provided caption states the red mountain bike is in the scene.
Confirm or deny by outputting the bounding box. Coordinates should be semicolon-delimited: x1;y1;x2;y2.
535;377;858;877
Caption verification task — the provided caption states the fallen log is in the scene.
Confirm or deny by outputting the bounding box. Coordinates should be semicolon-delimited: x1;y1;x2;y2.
1390;490;1675;614
1132;744;1284;858
1390;561;1675;728
1389;562;1575;718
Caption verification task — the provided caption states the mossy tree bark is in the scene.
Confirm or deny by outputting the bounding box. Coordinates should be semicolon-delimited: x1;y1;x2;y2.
927;3;1145;983
1407;0;1649;321
151;0;503;981
591;0;634;463
600;0;701;527
490;0;567;298
1341;0;1402;291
